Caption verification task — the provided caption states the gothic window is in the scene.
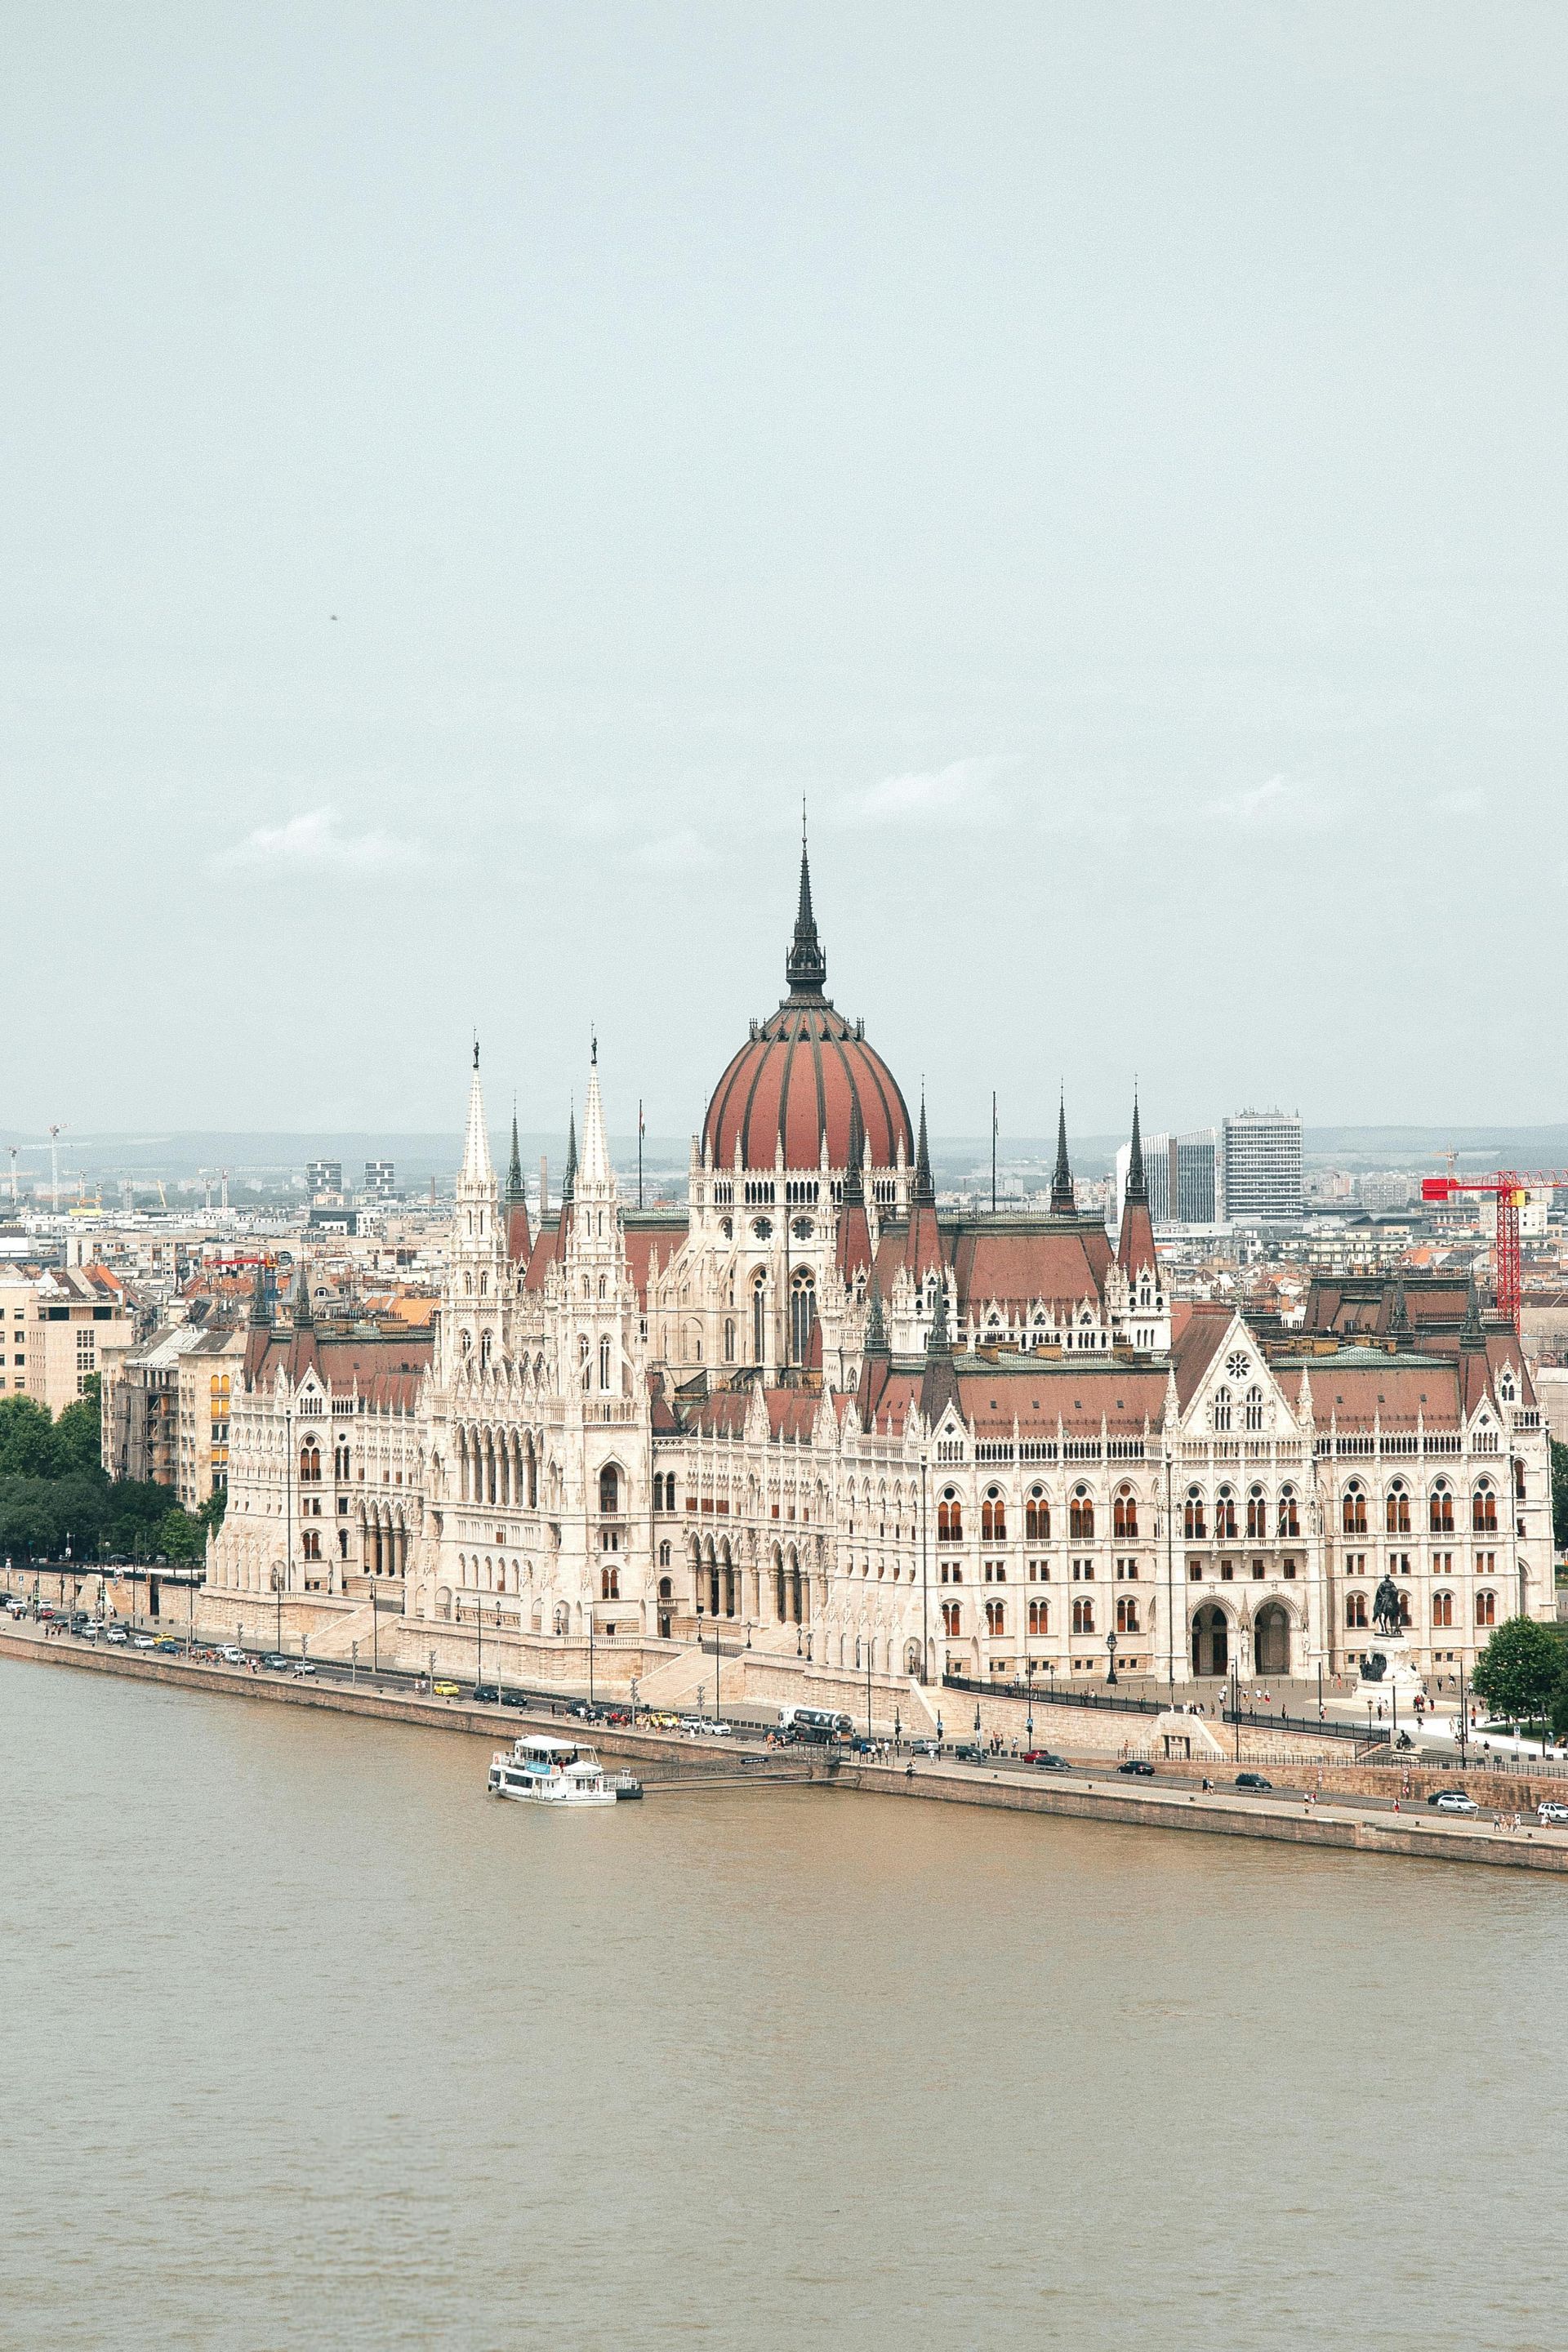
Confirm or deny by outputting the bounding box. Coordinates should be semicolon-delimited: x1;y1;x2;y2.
1244;1386;1264;1432
941;1600;961;1637
460;1330;472;1356
791;1218;813;1241
1342;1483;1367;1536
1211;1386;1232;1433
480;1330;492;1369
1113;1488;1138;1539
1069;1490;1094;1540
600;1566;620;1600
752;1218;773;1241
752;1274;767;1363
1476;1589;1496;1628
984;1599;1004;1636
1116;1595;1140;1633
1025;1490;1049;1541
981;1489;1007;1541
299;1443;321;1484
599;1336;611;1390
1345;1591;1368;1629
1184;1489;1206;1540
479;1272;488;1298
1071;1596;1095;1635
1027;1597;1049;1634
1277;1488;1299;1538
599;1464;621;1514
1432;1590;1454;1628
1215;1489;1237;1539
1386;1484;1410;1535
1225;1352;1250;1382
938;1490;962;1543
724;1319;735;1362
790;1270;816;1364
463;1272;473;1297
1472;1483;1497;1533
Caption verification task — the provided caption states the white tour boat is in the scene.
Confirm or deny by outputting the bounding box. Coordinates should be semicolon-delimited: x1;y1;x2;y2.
487;1734;642;1806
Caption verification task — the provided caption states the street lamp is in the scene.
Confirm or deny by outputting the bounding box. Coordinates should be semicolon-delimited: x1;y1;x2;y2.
270;1561;283;1653
1106;1631;1119;1687
351;1638;359;1687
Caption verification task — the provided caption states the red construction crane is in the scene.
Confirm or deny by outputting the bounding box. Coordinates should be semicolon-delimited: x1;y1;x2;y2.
1419;1173;1568;1330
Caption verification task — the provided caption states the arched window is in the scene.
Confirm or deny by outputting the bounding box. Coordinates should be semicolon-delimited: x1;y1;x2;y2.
938;1490;963;1543
1472;1483;1497;1533
1211;1386;1232;1433
1277;1487;1299;1538
1116;1594;1140;1633
790;1269;816;1363
1430;1483;1454;1534
1027;1597;1049;1634
1025;1490;1049;1541
1184;1488;1206;1540
981;1488;1007;1541
1346;1591;1368;1629
752;1274;767;1364
600;1566;620;1600
1113;1488;1138;1539
599;1464;621;1514
1432;1590;1454;1628
984;1598;1004;1636
1476;1588;1496;1628
1244;1385;1264;1433
724;1319;735;1362
299;1442;321;1484
1071;1596;1095;1635
599;1335;611;1390
1069;1489;1094;1541
479;1329;492;1369
1386;1483;1410;1535
941;1600;961;1637
658;1541;670;1569
1215;1488;1237;1539
1245;1485;1267;1539
1342;1483;1367;1536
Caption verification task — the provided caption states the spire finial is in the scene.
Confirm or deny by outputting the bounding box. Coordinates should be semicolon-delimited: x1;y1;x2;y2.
785;812;826;997
473;1031;480;1071
1124;1089;1147;1206
1050;1088;1076;1217
590;1027;598;1068
562;1100;578;1204
841;1101;866;1205
914;1085;934;1206
506;1104;524;1204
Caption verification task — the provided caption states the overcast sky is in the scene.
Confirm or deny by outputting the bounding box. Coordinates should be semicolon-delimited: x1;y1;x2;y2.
3;3;1565;1152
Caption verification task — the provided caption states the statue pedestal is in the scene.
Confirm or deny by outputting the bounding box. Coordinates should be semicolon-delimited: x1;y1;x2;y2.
1357;1632;1427;1708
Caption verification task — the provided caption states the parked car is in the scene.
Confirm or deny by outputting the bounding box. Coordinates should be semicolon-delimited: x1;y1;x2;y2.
1234;1772;1273;1792
501;1689;528;1709
154;1638;183;1655
1536;1800;1568;1825
217;1645;243;1664
131;1634;156;1650
689;1718;735;1737
432;1679;461;1696
292;1662;317;1677
262;1654;290;1671
1428;1789;1479;1814
953;1742;986;1763
69;1613;91;1630
1022;1749;1069;1770
472;1683;500;1704
1117;1758;1156;1777
37;1606;57;1621
106;1628;130;1646
908;1739;940;1757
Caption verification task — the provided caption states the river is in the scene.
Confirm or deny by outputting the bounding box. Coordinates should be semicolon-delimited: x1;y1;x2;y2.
2;1656;1562;2350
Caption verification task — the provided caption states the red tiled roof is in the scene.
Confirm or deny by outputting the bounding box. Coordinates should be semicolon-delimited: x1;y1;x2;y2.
1170;1303;1233;1408
955;1365;1167;1437
950;1224;1112;1316
704;1003;912;1173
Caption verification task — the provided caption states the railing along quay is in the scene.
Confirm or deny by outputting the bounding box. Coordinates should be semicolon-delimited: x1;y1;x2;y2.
941;1672;1391;1748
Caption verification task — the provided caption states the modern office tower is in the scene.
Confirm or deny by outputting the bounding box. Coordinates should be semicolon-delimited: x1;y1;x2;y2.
1219;1110;1303;1220
363;1160;397;1200
1114;1128;1217;1227
305;1158;344;1200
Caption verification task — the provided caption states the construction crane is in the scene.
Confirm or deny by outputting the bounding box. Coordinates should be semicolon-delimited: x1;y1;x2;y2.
1420;1172;1568;1330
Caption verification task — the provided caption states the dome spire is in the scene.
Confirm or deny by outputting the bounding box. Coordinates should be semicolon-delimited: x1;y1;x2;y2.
914;1086;935;1207
785;800;827;998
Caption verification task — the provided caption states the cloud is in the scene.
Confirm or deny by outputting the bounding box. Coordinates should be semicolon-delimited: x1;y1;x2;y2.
212;808;426;875
840;755;1018;826
1200;775;1327;830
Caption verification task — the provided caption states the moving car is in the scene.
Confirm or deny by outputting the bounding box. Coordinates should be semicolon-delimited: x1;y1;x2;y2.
217;1645;243;1664
953;1742;986;1763
155;1638;183;1655
1536;1800;1568;1825
432;1679;461;1696
472;1683;500;1703
1234;1772;1273;1792
106;1628;130;1646
687;1718;734;1737
131;1633;156;1650
262;1654;290;1671
1117;1758;1156;1777
1022;1748;1069;1770
1427;1789;1478;1814
292;1661;316;1677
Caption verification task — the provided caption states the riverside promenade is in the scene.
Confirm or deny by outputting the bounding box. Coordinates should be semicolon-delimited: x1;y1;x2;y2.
6;1620;1567;1877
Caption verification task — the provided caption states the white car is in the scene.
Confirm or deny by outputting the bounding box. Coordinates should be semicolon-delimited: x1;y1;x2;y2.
1428;1789;1480;1815
131;1633;156;1650
688;1718;734;1737
105;1628;129;1646
218;1645;244;1664
1536;1800;1568;1825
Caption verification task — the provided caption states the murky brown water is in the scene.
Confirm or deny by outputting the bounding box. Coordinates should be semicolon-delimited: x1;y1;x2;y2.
2;1656;1564;2351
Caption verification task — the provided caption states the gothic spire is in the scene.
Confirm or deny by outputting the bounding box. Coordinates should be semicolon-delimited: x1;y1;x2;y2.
785;805;827;998
914;1089;935;1207
252;1258;272;1328
927;1273;951;1357
580;1052;613;1192
1125;1090;1147;1206
505;1106;524;1203
459;1040;492;1186
292;1254;313;1329
1049;1092;1076;1217
841;1100;866;1205
561;1105;578;1205
1462;1277;1485;1348
863;1277;889;1356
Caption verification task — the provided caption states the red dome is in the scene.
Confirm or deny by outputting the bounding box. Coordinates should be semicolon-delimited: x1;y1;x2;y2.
702;841;914;1173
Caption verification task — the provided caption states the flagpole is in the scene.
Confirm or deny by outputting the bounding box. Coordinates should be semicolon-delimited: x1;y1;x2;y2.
638;1099;644;1209
991;1091;997;1215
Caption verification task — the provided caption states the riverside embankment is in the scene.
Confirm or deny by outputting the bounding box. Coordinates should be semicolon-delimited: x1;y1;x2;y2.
6;1624;1566;1874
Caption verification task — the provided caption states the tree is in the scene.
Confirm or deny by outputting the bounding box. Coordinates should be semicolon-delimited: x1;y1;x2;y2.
1553;1439;1568;1552
0;1396;60;1480
153;1508;207;1565
1472;1615;1568;1741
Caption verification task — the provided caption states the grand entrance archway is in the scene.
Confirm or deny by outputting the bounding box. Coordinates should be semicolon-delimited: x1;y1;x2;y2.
1191;1604;1227;1677
1254;1602;1290;1677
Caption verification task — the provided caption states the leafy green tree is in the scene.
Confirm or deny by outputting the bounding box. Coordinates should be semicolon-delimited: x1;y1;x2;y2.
197;1488;227;1536
0;1396;60;1480
152;1508;207;1565
1552;1439;1568;1552
51;1380;102;1477
1472;1615;1568;1735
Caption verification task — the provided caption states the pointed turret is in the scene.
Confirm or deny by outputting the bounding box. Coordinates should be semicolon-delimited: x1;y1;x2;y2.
1116;1093;1158;1283
1390;1271;1412;1350
836;1100;872;1281
914;1092;935;1207
291;1255;313;1329
784;808;827;999
863;1276;889;1356
580;1046;613;1193
460;1039;493;1185
920;1275;960;1424
251;1260;272;1328
902;1084;945;1285
1459;1276;1490;1418
561;1106;578;1205
504;1105;532;1265
1049;1094;1076;1217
